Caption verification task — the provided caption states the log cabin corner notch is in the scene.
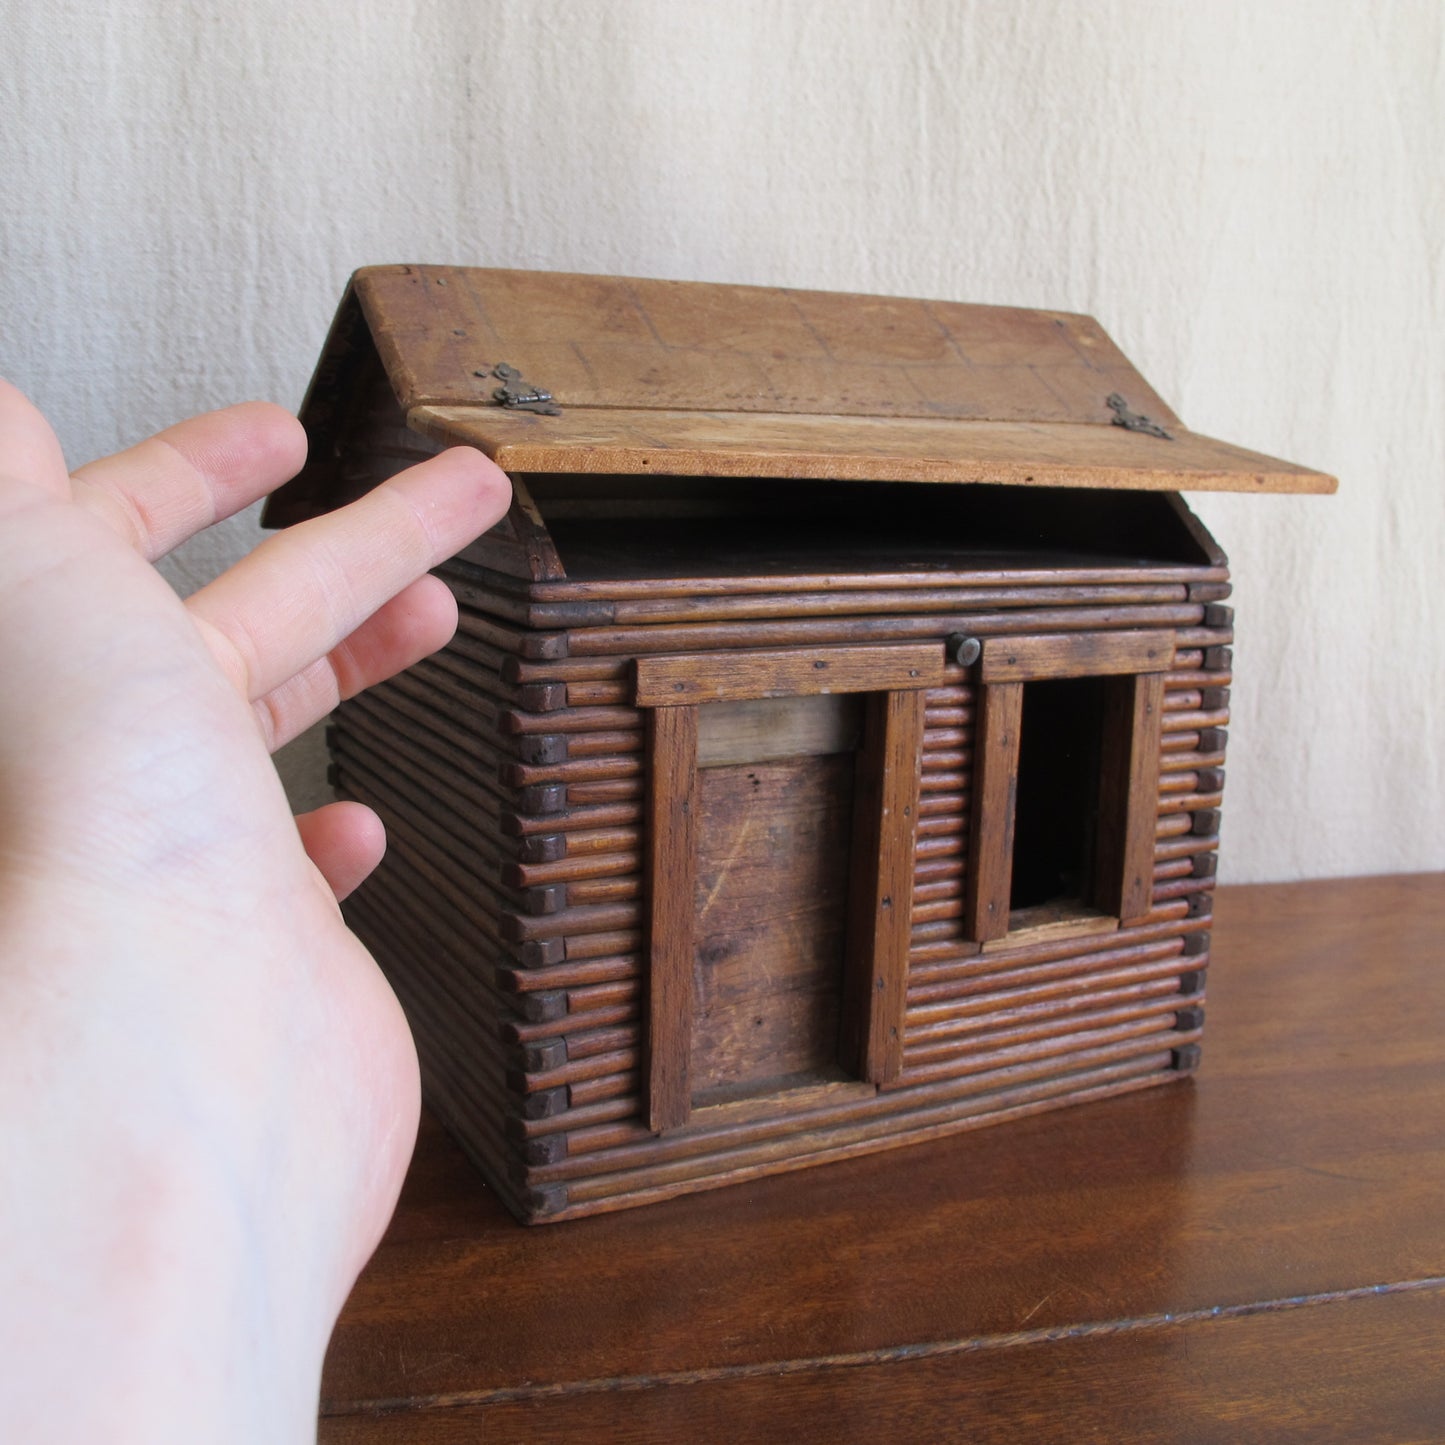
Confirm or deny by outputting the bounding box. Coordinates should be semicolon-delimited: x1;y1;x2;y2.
262;265;1334;1223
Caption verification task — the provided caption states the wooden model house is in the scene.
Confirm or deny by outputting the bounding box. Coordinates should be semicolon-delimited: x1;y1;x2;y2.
264;265;1333;1223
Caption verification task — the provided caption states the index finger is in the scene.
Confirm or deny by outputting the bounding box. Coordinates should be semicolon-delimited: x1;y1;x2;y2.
187;446;511;705
70;402;307;562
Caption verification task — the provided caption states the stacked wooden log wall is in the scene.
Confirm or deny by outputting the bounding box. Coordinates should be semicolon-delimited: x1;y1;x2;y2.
337;554;1233;1223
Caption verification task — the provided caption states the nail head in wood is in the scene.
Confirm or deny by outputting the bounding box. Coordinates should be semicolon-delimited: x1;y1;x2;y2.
947;633;982;668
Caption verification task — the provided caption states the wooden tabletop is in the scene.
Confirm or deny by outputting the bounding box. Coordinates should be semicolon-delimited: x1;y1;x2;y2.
320;873;1445;1443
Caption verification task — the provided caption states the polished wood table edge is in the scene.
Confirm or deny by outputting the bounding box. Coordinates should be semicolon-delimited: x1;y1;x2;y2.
323;1273;1445;1416
321;1285;1445;1443
319;872;1445;1442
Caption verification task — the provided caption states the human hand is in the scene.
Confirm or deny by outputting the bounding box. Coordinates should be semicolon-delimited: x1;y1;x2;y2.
0;380;510;1442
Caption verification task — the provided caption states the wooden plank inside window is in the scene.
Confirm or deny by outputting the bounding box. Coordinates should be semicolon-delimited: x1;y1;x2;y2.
962;682;1024;943
979;630;1175;684
636;642;944;707
646;705;698;1131
690;752;855;1104
841;690;927;1083
695;694;862;768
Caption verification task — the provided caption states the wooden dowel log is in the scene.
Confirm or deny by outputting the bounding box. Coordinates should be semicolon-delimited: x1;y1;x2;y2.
498;954;639;992
508;850;640;887
906;940;1187;1018
502;801;641;837
339;702;501;810
914;857;966;884
549;1060;1177;1216
566;928;643;962
1155;834;1219;862
503;901;641;945
564;729;644;759
502;754;643;789
906;920;1196;992
915;868;961;896
505;1002;636;1046
1152;876;1217;904
503;704;642;735
1158;790;1226;815
567;1070;640;1108
542;1034;1183;1189
563;604;1202;659
906;956;1193;1039
567;779;643;805
535;582;1190;628
916;807;966;833
452;562;1226;604
514;1047;637;1094
567;876;642;907
1161;709;1230;734
904;991;1189;1065
897;1014;1182;1090
565;1024;641;1061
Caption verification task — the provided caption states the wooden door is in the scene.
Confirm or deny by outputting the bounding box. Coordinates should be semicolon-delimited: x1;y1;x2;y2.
637;644;943;1131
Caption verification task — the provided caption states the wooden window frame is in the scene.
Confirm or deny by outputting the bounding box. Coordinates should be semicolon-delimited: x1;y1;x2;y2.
639;644;943;1133
962;630;1175;947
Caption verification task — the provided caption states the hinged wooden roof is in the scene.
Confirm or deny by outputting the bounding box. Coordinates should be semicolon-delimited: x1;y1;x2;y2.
267;265;1334;524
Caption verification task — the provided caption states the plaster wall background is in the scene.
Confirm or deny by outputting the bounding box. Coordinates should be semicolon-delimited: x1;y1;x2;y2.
3;0;1441;882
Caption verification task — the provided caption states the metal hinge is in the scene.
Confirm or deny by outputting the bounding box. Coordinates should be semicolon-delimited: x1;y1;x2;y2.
1107;393;1171;440
473;362;561;416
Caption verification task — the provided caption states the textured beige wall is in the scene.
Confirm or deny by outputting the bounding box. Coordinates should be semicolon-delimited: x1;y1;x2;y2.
3;1;1441;880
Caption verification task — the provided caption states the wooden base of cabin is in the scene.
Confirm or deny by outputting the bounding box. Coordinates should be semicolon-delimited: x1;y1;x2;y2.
267;265;1328;1224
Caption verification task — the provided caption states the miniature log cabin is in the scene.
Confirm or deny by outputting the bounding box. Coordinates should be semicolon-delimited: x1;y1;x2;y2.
263;265;1333;1223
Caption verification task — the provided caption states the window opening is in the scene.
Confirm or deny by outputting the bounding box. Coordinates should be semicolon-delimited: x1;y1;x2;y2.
1011;677;1106;915
963;630;1173;947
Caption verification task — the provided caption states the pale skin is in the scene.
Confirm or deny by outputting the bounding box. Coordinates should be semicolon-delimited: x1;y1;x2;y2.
0;379;511;1441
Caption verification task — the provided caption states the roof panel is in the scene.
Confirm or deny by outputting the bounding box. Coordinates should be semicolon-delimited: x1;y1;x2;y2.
411;404;1333;494
269;266;1335;518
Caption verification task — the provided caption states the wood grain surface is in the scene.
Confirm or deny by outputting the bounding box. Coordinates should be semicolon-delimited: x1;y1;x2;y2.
319;873;1445;1442
265;265;1333;531
689;753;855;1100
356;264;1182;426
412;402;1333;494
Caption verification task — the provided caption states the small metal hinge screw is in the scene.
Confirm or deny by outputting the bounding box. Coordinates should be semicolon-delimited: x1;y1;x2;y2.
474;362;561;416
